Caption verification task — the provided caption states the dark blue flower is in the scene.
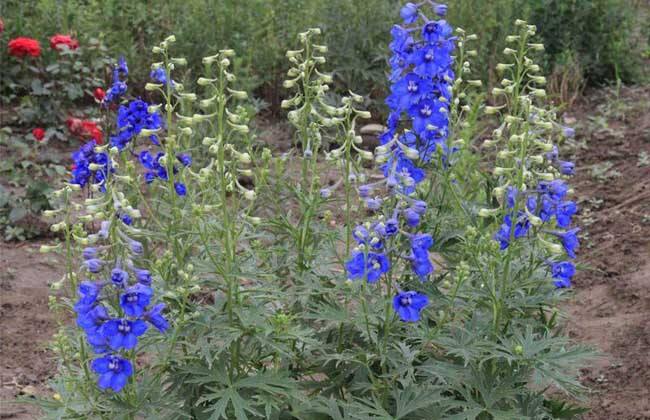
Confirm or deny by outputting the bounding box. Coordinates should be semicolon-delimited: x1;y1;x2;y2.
91;354;133;392
550;261;575;288
388;73;433;111
120;284;153;317
411;233;434;250
558;160;575;176
434;4;448;17
556;201;577;228
129;239;144;255
100;318;148;350
404;207;420;227
144;303;169;332
82;247;97;260
400;3;419;24
411;247;434;279
111;268;129;287
150;68;168;85
384;218;399;236
134;268;152;286
77;304;109;335
121;214;133;226
117;56;128;76
494;213;530;249
75;281;101;309
84;258;103;273
393;291;429;322
345;251;390;283
177;153;192;167
174;182;187;196
553;228;580;259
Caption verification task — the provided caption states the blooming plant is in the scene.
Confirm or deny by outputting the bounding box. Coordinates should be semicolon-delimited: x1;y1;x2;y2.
39;2;591;419
0;28;112;240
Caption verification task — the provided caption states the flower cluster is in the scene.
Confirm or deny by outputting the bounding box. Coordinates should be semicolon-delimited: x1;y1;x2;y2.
70;140;111;189
486;21;580;289
66;117;103;144
49;34;79;51
345;2;454;323
104;57;128;104
74;222;168;392
7;37;41;58
111;99;162;150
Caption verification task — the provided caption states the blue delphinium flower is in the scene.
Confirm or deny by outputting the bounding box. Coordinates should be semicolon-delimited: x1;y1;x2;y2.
174;182;187;196
345;251;390;283
70;140;111;189
101;318;148;350
550;261;575;288
400;2;419;24
111;268;129;287
104;57;129;104
129;239;144;255
393;291;429;322
134;268;152;286
553;228;580;259
111;99;161;150
91;354;133;392
84;258;104;273
150;68;168;85
120;284;153;317
144;303;170;332
177;153;192;167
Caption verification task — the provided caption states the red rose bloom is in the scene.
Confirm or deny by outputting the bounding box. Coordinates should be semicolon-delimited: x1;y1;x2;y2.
32;128;45;141
49;34;79;51
81;120;103;144
93;87;106;101
66;117;103;144
8;37;41;58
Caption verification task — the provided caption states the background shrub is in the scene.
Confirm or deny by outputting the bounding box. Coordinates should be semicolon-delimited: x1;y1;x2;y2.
2;0;646;111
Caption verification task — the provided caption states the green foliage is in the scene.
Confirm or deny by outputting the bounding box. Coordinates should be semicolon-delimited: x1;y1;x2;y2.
1;0;646;113
0;129;66;241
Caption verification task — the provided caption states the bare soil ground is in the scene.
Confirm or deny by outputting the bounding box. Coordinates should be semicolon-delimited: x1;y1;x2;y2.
565;86;650;420
0;86;648;419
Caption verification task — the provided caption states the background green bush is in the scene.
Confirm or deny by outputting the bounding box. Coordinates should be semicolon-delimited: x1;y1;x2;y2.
2;0;647;110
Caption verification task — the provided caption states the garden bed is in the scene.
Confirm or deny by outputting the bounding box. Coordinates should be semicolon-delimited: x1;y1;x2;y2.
1;85;648;419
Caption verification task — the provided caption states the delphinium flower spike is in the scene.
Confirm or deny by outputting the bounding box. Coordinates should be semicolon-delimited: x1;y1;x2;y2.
345;1;456;322
480;21;580;288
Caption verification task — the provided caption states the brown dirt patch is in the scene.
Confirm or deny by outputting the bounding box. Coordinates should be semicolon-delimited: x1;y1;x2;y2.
564;85;650;420
0;241;62;419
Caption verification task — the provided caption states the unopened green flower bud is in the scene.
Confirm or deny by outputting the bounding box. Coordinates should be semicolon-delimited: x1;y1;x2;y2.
493;167;514;175
243;189;256;201
503;47;516;55
145;83;162;91
484;106;502;115
478;208;499;217
180;93;197;102
171;57;187;66
40;244;61;253
50;222;66;232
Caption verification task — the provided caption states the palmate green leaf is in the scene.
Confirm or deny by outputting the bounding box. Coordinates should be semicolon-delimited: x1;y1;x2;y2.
392;385;446;419
200;371;297;420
